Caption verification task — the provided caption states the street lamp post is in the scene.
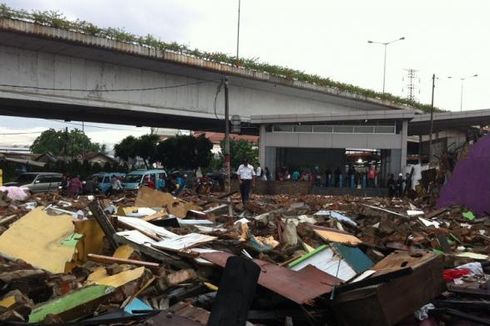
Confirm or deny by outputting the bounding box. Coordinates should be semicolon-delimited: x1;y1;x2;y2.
236;0;241;64
448;74;478;111
368;36;405;93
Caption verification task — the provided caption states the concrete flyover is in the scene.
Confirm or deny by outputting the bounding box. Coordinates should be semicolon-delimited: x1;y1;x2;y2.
0;18;412;132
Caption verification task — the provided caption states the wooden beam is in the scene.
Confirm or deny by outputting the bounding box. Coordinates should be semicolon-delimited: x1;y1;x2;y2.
87;253;159;269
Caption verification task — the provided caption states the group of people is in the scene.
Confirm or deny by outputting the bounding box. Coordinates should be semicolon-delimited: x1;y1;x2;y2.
142;173;187;196
278;165;379;189
387;172;413;197
60;175;84;197
60;174;124;197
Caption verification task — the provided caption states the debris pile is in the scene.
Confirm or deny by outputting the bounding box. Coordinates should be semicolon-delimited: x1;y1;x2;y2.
0;186;488;325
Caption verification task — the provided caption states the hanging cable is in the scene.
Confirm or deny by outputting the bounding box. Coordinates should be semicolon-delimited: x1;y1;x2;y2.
0;80;215;92
213;79;224;119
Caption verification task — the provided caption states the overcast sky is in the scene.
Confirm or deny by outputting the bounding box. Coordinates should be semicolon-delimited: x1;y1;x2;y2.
1;0;489;147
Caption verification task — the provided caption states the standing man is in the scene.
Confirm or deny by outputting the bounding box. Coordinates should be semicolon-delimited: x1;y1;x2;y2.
237;158;255;205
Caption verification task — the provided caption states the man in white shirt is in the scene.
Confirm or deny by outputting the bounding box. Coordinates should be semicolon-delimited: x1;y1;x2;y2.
236;158;255;205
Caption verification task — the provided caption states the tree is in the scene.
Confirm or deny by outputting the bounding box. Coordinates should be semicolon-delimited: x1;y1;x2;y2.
114;134;160;168
135;134;160;168
114;136;138;162
155;135;213;170
30;128;103;157
220;139;258;170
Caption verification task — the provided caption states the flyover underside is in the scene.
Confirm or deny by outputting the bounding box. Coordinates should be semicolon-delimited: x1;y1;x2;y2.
0;96;229;132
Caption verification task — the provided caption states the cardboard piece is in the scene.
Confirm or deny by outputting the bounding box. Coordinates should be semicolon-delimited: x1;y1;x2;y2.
135;187;201;218
0;207;78;273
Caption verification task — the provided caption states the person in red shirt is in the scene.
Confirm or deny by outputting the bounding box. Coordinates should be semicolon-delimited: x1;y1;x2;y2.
367;165;378;188
143;176;155;189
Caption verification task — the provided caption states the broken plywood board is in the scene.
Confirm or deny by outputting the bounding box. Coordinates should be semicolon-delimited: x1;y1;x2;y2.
200;251;342;305
135;187;201;218
312;226;362;246
114;230;190;269
153;233;217;252
288;245;357;282
0;207;79;273
288;244;373;282
117;215;177;239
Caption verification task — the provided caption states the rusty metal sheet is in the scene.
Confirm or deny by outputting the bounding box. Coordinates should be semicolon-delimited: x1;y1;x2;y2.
170;302;209;325
200;252;342;305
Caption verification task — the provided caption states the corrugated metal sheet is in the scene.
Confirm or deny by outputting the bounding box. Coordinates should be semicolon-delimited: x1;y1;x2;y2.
200;252;342;305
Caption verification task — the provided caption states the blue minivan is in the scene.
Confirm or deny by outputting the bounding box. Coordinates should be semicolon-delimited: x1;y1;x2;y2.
90;172;126;194
122;169;167;190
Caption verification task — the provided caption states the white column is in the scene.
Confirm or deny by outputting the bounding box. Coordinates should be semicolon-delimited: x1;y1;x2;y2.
259;125;266;168
400;120;408;173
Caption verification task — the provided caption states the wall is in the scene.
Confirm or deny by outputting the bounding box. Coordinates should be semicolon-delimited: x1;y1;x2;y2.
262;131;402;149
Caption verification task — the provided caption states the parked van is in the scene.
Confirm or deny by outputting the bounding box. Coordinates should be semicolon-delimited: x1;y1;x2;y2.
122;169;167;190
90;172;126;194
5;172;63;193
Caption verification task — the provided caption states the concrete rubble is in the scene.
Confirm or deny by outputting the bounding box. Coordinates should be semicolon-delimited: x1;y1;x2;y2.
0;185;488;325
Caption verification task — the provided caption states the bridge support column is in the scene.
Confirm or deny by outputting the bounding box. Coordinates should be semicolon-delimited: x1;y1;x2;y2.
400;120;408;174
259;125;266;169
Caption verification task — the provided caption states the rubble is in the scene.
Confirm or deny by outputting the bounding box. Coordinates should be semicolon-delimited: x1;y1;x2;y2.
0;185;488;325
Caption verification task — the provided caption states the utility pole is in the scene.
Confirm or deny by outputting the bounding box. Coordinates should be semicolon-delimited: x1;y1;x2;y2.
459;79;464;112
429;74;435;164
64;126;69;163
236;0;241;64
223;77;232;216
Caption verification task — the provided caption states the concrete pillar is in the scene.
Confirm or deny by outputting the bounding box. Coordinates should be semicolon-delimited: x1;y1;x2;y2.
418;134;422;164
400;120;408;174
259;125;266;168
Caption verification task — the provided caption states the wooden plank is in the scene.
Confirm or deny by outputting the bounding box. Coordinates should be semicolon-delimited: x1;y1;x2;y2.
88;200;117;250
28;285;114;323
87;253;160;269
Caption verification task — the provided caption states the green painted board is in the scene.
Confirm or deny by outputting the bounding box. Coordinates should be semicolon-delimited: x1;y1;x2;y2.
331;243;373;274
60;233;83;247
288;244;328;268
29;285;114;323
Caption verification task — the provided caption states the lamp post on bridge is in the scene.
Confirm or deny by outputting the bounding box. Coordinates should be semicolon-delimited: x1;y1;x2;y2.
367;36;405;94
447;74;478;111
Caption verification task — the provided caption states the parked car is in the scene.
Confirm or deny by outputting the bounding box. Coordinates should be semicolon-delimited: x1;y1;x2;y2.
90;172;126;194
122;169;167;190
4;172;63;193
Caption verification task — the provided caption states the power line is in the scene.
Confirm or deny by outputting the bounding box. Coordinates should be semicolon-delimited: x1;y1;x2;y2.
0;80;214;92
60;121;143;131
0;131;43;135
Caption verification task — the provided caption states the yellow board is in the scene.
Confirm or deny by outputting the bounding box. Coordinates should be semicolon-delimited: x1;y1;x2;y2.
86;267;109;284
313;228;362;246
113;244;135;259
116;206;141;216
0;207;77;274
94;267;145;288
0;295;16;308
